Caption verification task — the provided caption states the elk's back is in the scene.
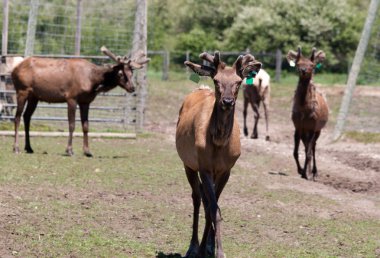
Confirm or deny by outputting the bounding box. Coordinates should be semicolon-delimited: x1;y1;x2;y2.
12;57;95;102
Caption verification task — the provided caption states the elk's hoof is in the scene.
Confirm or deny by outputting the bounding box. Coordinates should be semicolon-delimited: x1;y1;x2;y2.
217;251;226;258
25;147;34;154
265;135;270;141
250;134;258;139
84;151;93;158
13;147;20;154
243;128;248;137
185;246;199;258
65;149;74;156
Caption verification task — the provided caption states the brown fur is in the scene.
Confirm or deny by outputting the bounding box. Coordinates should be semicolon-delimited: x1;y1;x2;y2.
176;52;261;258
287;47;329;180
12;48;149;156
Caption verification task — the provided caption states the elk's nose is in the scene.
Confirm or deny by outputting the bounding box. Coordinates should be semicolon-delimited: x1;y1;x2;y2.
222;98;235;107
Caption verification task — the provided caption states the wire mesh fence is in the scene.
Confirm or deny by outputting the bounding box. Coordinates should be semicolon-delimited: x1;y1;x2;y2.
2;0;136;56
0;0;139;133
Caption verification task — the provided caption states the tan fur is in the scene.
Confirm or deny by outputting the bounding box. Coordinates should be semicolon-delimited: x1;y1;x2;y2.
176;88;241;174
176;52;261;258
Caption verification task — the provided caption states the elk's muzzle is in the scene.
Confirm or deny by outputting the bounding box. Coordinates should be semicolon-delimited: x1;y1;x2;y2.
221;97;235;109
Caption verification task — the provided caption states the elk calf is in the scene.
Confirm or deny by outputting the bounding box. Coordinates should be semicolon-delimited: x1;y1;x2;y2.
287;47;328;180
176;51;261;258
11;47;149;156
241;54;270;140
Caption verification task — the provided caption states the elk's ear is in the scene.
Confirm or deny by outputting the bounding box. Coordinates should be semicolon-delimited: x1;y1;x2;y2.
286;50;299;66
233;55;244;78
184;61;215;77
241;61;262;78
313;50;326;64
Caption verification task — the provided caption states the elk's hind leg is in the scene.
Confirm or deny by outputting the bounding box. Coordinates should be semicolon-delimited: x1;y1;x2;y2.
262;94;270;141
13;93;28;153
243;97;249;137
23;97;39;153
184;166;201;258
66;99;77;156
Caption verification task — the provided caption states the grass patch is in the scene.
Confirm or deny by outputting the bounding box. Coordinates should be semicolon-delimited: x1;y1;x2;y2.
344;131;380;143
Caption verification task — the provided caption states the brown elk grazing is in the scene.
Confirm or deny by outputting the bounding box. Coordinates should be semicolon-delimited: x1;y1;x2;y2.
11;47;149;157
287;47;328;180
176;51;262;258
241;54;270;140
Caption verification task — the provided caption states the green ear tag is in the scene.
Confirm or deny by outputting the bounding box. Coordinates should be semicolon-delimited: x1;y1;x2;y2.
189;73;200;83
246;77;254;85
316;63;322;70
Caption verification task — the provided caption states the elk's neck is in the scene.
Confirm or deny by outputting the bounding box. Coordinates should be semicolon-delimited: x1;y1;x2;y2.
295;77;315;106
92;66;118;93
209;101;235;147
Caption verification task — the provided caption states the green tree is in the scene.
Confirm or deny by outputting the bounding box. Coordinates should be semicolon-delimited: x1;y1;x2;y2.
223;0;366;71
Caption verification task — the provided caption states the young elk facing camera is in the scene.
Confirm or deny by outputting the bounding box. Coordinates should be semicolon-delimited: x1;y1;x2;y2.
176;51;261;258
287;47;329;180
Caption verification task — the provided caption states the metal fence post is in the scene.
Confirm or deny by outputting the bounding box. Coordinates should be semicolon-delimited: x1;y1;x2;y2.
275;48;282;82
162;50;169;81
2;0;9;56
75;0;82;56
25;0;39;57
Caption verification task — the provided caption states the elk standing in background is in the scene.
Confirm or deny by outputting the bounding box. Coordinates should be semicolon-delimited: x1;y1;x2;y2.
11;47;149;156
176;51;261;258
241;54;270;140
287;47;328;180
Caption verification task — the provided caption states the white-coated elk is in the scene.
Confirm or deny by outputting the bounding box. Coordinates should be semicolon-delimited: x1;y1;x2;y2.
287;47;328;180
176;51;261;258
11;47;149;156
241;54;270;140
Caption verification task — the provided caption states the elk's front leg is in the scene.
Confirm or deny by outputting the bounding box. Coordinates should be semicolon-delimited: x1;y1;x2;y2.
66;99;77;156
199;171;225;258
79;103;92;157
23;97;39;153
293;130;303;176
184;166;201;257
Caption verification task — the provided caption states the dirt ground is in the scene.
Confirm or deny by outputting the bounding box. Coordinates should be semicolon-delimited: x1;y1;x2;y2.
1;82;379;257
148;84;380;220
